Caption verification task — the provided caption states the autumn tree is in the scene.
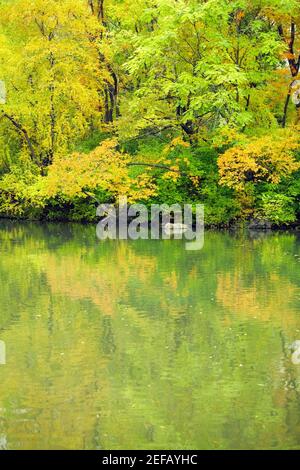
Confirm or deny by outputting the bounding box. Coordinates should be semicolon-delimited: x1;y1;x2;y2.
0;0;105;166
262;1;300;126
218;130;300;191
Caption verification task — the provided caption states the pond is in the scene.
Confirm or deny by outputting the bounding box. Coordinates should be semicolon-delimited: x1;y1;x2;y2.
0;220;300;450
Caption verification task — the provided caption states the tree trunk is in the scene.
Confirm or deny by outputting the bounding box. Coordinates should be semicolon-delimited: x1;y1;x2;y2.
89;0;120;123
48;52;56;165
1;113;38;164
282;89;291;128
278;22;300;126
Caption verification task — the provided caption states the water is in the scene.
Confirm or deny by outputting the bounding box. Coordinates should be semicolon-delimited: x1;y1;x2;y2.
0;220;300;450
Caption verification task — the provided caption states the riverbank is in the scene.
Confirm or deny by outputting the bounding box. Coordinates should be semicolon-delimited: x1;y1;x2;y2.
1;214;300;232
1;135;299;229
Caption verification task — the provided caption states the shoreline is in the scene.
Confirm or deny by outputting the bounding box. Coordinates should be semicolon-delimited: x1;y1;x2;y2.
1;215;300;232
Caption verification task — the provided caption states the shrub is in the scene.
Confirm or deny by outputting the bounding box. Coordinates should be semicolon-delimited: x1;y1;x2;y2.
257;193;296;225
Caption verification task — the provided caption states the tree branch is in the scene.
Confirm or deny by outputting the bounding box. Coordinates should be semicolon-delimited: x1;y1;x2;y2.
1;112;38;164
279;22;300;77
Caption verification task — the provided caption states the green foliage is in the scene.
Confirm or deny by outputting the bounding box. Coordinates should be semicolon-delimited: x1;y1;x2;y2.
191;147;240;224
257;193;297;225
0;165;43;218
42;196;98;222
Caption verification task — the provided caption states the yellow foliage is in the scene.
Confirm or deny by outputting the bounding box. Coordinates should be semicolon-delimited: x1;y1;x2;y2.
212;127;246;148
163;137;190;155
39;139;157;203
218;130;300;191
0;0;105;162
190;176;201;188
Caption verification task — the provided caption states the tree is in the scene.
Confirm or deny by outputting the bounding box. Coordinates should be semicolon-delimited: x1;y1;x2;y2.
0;0;105;166
111;0;282;140
218;129;300;191
262;0;300;126
36;139;157;203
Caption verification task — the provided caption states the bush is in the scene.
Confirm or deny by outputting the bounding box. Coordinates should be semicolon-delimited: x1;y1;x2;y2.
257;193;296;225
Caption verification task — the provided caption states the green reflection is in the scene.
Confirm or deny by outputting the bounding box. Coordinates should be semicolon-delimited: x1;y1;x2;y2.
0;221;300;450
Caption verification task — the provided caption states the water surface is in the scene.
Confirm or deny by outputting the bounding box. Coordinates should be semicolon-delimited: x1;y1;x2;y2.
0;221;300;450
